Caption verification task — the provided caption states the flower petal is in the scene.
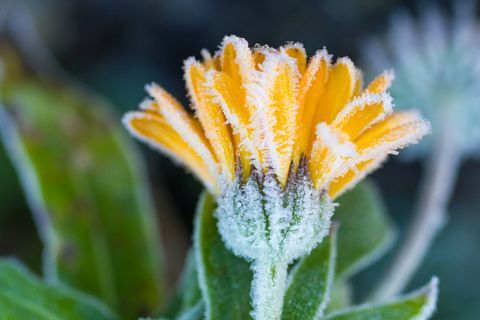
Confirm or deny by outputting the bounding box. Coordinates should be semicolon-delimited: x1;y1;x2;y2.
206;70;262;176
328;155;387;199
145;83;220;184
314;57;357;124
184;58;236;184
249;51;300;185
365;70;395;94
123;111;217;191
309;123;357;190
333;93;393;141
293;49;331;166
281;42;307;74
355;111;431;158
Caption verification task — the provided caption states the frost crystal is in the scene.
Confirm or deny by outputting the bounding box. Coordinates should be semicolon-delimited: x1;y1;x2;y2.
216;164;334;264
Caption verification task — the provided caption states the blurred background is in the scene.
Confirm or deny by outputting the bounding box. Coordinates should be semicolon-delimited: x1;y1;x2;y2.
0;0;479;319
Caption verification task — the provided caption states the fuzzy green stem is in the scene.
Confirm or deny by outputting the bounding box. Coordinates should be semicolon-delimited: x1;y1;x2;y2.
251;258;288;320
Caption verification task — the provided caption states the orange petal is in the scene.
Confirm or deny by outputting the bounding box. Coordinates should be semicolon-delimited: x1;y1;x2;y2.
328;155;387;199
309;123;357;190
123;111;217;191
255;53;300;185
355;111;431;158
206;70;262;177
333;93;393;141
365;70;395;94
184;59;236;183
353;69;364;97
145;83;219;176
200;49;220;70
314;57;356;124
293;49;331;166
281;43;307;74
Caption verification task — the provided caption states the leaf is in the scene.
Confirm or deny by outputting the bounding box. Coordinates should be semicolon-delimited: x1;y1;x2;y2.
177;301;205;320
326;281;352;313
334;181;395;280
281;227;337;320
0;79;165;318
161;249;202;318
0;258;118;320
324;277;438;320
194;192;253;320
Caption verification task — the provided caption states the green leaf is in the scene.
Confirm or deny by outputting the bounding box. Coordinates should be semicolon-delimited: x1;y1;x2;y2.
326;281;352;313
0;79;165;318
0;258;118;320
194;192;253;320
177;301;205;320
324;277;438;320
281;227;337;320
162;249;202;318
334;181;395;280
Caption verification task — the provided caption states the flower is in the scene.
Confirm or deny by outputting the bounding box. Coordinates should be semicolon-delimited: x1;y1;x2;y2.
124;35;428;198
123;35;429;320
363;1;480;158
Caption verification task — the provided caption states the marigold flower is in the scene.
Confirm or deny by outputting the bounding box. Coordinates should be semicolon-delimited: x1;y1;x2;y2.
123;35;429;320
123;35;428;198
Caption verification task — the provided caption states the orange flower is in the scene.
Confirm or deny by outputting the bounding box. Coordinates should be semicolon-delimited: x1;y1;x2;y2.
123;36;429;198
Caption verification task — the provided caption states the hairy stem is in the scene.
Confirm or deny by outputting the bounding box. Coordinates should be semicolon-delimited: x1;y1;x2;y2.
371;121;461;300
251;258;288;320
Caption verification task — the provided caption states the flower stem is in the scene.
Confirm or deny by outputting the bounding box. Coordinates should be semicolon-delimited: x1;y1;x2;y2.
370;121;461;300
251;258;288;320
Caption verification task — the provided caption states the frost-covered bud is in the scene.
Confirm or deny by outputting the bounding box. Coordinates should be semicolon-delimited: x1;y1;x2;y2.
216;165;334;264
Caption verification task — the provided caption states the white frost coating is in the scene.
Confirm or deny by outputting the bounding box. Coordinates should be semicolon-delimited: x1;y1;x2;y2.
145;82;220;187
316;123;357;158
204;69;262;169
245;49;300;179
324;277;439;320
122;112;217;193
331;155;388;199
361;119;431;161
299;48;332;97
216;170;333;262
250;259;288;320
412;277;439;320
332;92;393;135
334;56;357;93
220;35;255;83
216;167;334;320
312;123;358;188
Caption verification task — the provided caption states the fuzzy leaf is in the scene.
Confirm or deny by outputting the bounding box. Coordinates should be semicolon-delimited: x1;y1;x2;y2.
334;181;394;279
324;278;438;320
194;192;253;320
326;281;352;313
0;79;165;318
0;258;118;320
162;250;202;318
281;227;337;319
